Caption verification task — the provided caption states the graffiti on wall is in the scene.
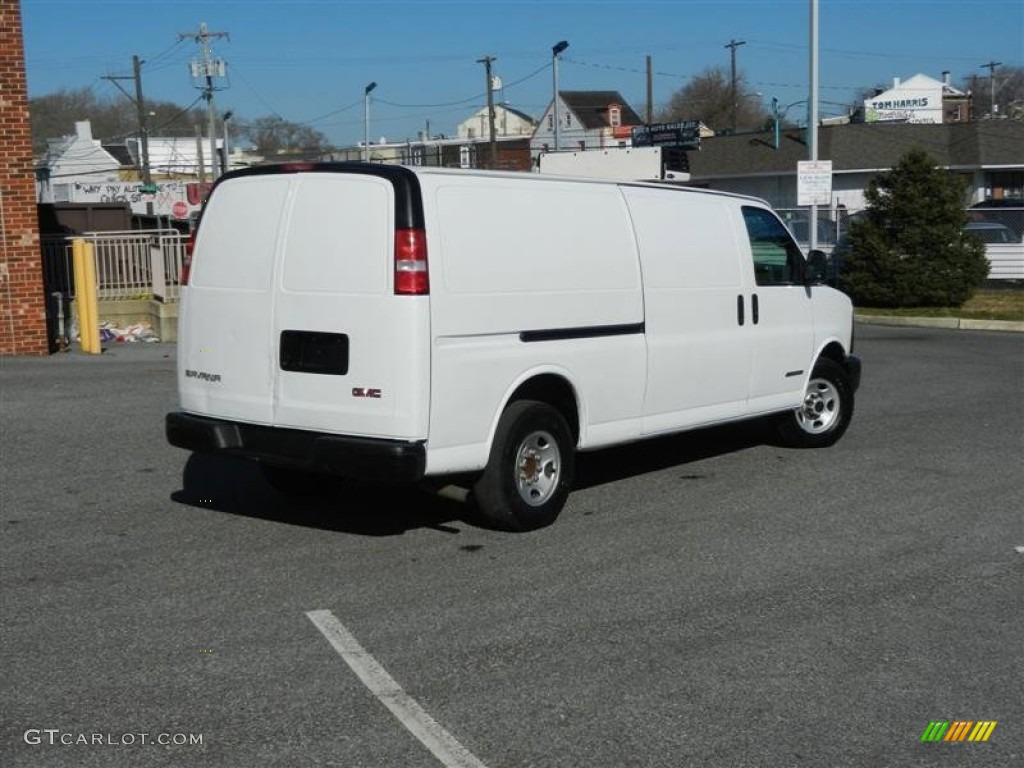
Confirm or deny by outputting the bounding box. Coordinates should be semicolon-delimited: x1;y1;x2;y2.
69;181;213;219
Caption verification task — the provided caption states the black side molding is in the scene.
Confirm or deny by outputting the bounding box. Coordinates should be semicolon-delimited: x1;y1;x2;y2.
519;322;645;343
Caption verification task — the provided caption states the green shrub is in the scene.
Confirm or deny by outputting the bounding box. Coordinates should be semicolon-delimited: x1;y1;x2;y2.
838;149;989;307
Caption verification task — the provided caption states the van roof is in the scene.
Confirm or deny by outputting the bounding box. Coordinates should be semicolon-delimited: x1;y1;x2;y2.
215;161;769;207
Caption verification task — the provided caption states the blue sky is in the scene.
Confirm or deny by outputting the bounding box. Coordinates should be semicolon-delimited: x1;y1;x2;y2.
20;0;1024;147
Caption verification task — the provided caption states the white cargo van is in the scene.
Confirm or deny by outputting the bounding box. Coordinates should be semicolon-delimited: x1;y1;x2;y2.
166;163;860;530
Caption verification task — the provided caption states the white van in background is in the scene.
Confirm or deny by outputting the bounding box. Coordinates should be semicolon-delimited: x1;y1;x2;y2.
166;163;861;531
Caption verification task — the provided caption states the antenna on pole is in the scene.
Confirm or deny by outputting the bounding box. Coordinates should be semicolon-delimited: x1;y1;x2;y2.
181;22;229;178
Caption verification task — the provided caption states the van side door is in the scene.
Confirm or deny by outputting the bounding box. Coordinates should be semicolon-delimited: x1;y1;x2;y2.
622;187;751;434
739;205;814;414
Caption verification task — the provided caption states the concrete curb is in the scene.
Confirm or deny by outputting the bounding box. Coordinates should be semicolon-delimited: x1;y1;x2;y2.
855;314;1024;333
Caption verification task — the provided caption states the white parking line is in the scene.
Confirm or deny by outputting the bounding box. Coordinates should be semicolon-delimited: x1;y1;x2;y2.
306;609;489;768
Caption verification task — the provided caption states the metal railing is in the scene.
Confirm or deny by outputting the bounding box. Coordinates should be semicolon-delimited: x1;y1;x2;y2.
41;230;187;302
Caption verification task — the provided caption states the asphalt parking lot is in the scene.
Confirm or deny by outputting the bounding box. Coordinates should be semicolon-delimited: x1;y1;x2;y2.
1;324;1022;767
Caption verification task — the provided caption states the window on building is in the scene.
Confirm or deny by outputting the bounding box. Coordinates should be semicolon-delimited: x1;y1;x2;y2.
608;105;621;127
985;171;1024;200
547;114;553;130
578;140;586;151
566;112;571;126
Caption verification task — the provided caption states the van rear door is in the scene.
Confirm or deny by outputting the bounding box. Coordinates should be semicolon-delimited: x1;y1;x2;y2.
180;167;430;441
178;174;289;425
271;172;430;440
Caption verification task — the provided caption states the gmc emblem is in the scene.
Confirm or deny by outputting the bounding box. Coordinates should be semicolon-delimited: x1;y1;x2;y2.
352;387;382;399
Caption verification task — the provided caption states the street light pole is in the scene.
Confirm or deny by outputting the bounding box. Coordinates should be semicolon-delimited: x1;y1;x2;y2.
551;40;569;151
808;0;820;253
363;81;377;162
772;97;780;149
222;110;233;174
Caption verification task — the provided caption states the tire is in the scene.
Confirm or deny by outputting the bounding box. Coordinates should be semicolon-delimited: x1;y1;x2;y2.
777;358;854;448
473;400;575;532
259;463;334;498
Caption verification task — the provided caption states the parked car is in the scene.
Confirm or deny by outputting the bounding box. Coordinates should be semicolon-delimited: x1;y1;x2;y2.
962;220;1023;244
783;216;838;248
969;199;1024;238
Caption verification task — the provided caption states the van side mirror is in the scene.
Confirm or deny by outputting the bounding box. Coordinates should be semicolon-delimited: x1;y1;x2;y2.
804;250;828;285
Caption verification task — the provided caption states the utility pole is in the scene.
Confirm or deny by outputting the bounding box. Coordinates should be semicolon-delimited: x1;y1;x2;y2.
194;124;206;183
980;61;1001;117
725;39;746;132
102;55;155;213
181;23;228;178
478;55;498;169
646;55;653;125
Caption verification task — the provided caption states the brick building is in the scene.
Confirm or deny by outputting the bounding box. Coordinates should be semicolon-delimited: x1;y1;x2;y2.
1;0;48;355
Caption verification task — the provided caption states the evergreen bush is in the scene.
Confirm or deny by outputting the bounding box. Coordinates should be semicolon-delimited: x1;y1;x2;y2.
838;149;989;307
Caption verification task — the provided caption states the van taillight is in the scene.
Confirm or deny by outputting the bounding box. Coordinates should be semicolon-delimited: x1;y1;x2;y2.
394;228;429;295
181;231;196;286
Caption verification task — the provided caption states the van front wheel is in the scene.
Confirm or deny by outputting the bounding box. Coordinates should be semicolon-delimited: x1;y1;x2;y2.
473;400;575;531
777;358;853;448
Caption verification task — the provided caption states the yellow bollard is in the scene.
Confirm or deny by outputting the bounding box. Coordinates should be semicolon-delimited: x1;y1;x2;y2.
81;241;101;353
71;239;101;354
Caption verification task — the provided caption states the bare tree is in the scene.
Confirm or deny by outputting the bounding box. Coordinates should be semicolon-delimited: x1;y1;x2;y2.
963;65;1024;119
29;87;206;155
654;66;768;132
240;116;330;156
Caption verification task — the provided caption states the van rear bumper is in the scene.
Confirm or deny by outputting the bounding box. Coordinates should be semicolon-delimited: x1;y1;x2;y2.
165;411;426;482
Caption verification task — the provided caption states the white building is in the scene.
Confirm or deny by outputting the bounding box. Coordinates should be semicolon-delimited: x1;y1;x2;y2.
864;73;967;124
36;120;234;221
37;121;121;202
457;104;536;141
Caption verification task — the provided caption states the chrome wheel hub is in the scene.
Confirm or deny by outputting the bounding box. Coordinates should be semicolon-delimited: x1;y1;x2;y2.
796;377;840;435
514;430;560;506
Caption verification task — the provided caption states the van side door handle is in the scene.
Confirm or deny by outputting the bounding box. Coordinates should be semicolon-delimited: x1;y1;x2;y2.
752;293;759;325
737;294;744;326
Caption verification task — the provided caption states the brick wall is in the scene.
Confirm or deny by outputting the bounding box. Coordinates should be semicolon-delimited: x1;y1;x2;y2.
1;0;48;355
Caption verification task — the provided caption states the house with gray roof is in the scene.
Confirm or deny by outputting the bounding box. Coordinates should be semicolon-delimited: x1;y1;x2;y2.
531;91;643;159
684;120;1024;211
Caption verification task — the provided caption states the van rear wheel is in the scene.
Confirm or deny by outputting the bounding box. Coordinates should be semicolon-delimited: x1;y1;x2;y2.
777;358;853;448
473;400;575;532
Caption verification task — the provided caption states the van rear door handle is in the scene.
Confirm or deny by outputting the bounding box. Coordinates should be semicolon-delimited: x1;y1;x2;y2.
737;294;744;326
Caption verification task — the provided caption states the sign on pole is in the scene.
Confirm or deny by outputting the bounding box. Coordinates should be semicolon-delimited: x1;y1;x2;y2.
797;160;832;206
